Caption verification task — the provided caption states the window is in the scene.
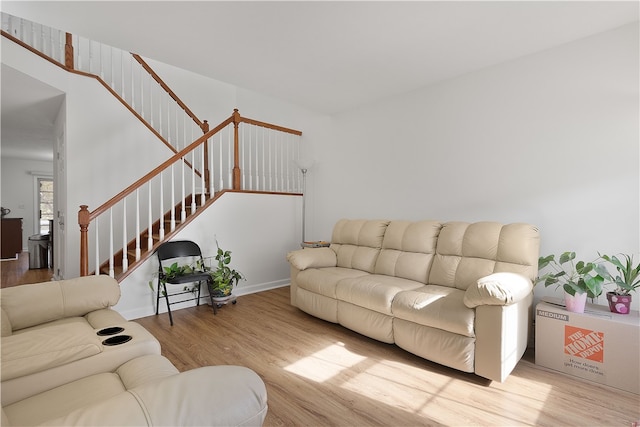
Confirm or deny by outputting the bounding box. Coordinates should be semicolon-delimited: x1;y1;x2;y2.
38;178;54;234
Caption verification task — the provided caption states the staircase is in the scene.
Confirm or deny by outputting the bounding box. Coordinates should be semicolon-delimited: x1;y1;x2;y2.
2;12;304;282
101;192;210;279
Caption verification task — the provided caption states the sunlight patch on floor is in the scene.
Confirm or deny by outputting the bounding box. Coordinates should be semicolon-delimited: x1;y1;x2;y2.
284;341;367;382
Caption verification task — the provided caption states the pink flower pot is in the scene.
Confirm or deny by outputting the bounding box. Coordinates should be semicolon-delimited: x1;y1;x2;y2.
564;291;587;313
606;292;632;315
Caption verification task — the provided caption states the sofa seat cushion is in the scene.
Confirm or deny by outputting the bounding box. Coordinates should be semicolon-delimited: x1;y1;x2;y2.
297;267;370;298
336;275;424;315
1;322;101;382
392;285;476;338
2;321;161;406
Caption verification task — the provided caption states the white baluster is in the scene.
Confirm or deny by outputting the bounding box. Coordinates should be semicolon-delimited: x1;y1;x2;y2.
269;130;273;191
201;144;206;205
166;94;171;145
140;62;144;119
261;127;266;191
135;189;141;260
208;137;215;196
182;112;186;151
130;54;136;110
170;164;175;231
181;156;186;221
191;149;196;213
158;95;162;138
110;47;114;89
148;183;153;250
99;43;104;80
149;73;154;127
228;126;233;188
247;125;253;191
240;125;246;190
122;198;128;273
95;219;100;276
121;50;126;98
88;39;92;74
109;208;114;278
159;172;165;240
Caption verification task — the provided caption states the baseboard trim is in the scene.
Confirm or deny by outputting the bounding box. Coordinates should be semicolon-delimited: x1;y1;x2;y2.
120;280;290;320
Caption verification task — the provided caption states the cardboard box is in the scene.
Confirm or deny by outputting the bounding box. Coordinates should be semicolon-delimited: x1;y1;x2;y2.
535;297;640;394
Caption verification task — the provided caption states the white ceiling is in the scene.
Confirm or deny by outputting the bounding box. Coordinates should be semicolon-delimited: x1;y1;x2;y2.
1;1;638;159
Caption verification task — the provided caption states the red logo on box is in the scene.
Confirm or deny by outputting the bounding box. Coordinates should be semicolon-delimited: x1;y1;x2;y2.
564;325;604;363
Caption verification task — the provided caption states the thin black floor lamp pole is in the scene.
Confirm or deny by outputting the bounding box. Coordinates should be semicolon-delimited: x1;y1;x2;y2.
301;167;308;243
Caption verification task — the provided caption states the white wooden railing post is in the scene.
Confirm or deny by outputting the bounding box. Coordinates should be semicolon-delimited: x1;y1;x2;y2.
122;198;128;273
135;189;141;260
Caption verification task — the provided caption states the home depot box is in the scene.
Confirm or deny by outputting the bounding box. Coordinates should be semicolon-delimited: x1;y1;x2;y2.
535;297;640;394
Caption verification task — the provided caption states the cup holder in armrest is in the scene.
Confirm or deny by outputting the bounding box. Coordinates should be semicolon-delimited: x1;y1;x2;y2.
102;335;132;346
97;327;125;336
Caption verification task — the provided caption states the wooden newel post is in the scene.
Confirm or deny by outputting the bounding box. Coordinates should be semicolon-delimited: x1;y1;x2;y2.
65;32;74;69
202;120;210;193
232;109;242;190
78;205;90;276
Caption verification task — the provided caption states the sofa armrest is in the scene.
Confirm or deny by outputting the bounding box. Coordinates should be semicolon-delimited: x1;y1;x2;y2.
40;366;268;427
287;247;337;270
463;272;533;308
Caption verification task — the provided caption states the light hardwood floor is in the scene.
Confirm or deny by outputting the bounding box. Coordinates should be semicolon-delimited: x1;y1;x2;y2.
136;287;640;427
2;258;637;426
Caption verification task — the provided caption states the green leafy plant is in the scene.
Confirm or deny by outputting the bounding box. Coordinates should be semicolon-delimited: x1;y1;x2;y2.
598;253;640;296
162;262;195;280
208;240;245;298
537;251;604;298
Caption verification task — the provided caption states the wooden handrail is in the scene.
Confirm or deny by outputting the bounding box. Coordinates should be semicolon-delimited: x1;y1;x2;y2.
87;115;233;222
1;29;181;156
239;116;303;136
78;109;303;276
131;53;206;131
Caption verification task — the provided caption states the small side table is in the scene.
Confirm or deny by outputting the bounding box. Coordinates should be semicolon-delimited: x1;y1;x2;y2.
300;241;330;249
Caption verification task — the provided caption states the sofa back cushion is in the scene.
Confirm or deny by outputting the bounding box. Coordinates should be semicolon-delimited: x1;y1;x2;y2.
330;219;390;273
374;220;442;283
428;222;540;291
0;275;120;334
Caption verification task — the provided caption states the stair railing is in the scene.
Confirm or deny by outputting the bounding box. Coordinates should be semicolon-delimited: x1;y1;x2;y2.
78;110;303;279
1;12;207;158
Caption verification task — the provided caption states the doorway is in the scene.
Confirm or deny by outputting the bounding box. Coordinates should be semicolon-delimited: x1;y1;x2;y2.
37;177;54;234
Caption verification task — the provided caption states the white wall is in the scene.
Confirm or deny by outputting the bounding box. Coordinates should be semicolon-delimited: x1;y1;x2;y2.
2;31;323;319
309;24;639;307
116;192;300;319
0;158;53;249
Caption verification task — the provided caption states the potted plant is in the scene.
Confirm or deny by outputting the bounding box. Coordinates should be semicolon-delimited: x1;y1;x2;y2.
207;240;245;303
598;253;640;315
536;251;604;313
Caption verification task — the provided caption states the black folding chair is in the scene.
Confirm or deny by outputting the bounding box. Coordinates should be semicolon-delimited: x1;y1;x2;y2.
154;240;212;326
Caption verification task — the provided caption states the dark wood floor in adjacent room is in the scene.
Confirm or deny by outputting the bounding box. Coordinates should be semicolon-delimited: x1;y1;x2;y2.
1;251;53;288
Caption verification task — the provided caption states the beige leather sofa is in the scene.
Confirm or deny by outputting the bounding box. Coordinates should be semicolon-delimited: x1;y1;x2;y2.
1;276;268;426
1;275;161;404
287;219;540;382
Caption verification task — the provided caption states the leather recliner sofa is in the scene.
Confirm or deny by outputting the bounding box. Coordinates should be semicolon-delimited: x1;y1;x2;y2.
287;219;540;382
1;275;268;426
